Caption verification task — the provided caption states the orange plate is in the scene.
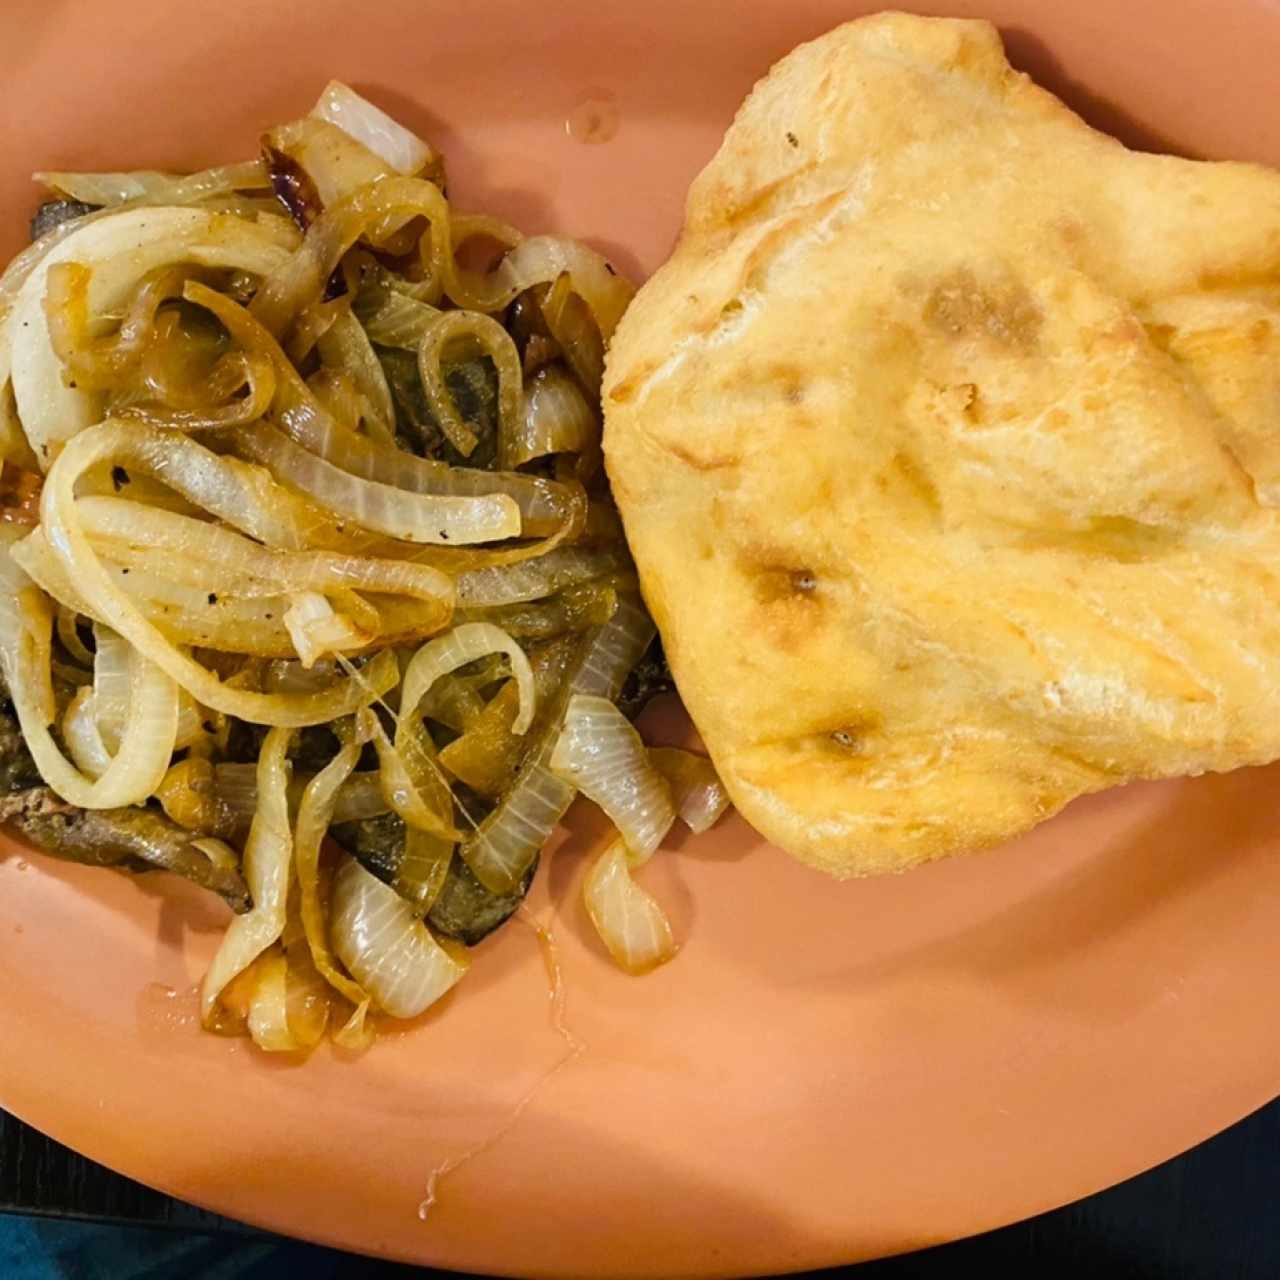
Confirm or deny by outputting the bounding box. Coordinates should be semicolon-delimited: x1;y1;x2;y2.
2;1;1280;1275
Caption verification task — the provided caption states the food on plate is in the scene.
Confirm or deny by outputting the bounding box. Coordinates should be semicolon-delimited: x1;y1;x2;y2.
0;83;729;1051
604;12;1280;877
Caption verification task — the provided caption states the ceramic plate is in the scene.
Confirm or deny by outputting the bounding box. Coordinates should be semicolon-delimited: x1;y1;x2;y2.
2;1;1279;1274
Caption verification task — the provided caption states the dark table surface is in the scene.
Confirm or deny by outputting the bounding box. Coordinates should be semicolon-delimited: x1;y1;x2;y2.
3;1096;1279;1278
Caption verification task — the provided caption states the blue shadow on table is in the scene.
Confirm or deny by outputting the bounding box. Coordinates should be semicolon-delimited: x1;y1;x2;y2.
0;1215;473;1280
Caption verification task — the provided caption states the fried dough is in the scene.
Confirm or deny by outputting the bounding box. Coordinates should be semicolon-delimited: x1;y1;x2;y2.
602;13;1280;876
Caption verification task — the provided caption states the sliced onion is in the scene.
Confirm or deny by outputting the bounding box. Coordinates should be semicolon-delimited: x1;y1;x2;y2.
0;381;38;470
649;748;732;834
583;838;676;975
62;685;113;778
230;423;520;545
293;730;375;1035
307;434;574;539
249;176;451;337
0;547;178;808
35;161;269;209
15;526;304;657
15;532;319;657
44;261;193;392
511;365;596;468
38;420;400;725
437;679;523;797
182;277;573;536
355;274;441;348
1;224;99;390
122;352;276;431
417;309;523;459
330;856;469;1018
267;99;433;248
91;622;130;738
91;588;258;757
55;603;93;665
450;235;635;338
76;495;455;606
0;207;169;402
311;82;438;178
460;594;654;893
38;412;332;551
246;948;306;1052
572;595;656;699
214;761;386;827
455;546;626;609
308;366;362;431
280;912;335;1050
251;178;630;343
283;590;376;668
25;530;449;660
400;623;535;738
437;632;584;798
550;695;674;864
8;206;292;467
417;672;486;734
316;310;395;436
368;708;460;842
461;581;620;641
541;272;606;399
200;726;293;1028
464;762;574;895
398;826;455;915
244;886;335;1052
265;118;393;221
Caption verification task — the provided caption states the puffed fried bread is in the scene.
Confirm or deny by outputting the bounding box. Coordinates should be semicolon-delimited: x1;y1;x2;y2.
603;13;1280;875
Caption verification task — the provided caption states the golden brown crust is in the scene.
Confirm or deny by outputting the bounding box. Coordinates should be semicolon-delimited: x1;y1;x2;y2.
603;13;1280;877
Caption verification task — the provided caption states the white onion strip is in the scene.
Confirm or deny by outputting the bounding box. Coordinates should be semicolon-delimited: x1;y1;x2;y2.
460;594;654;893
512;365;596;468
9;206;292;466
330;857;469;1018
38;420;399;725
455;546;625;609
649;748;732;834
201;727;293;1026
76;495;455;605
34;161;270;209
550;695;674;865
61;685;113;779
0;544;178;808
373;624;535;842
450;234;635;339
12;532;322;658
283;591;375;668
231;423;520;546
416;309;523;461
400;623;535;739
293;728;376;1045
311;82;436;177
179;277;571;536
91;622;130;739
583;837;676;975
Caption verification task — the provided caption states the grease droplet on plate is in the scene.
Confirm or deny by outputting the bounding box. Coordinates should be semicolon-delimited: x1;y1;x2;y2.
136;981;199;1039
566;91;619;144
